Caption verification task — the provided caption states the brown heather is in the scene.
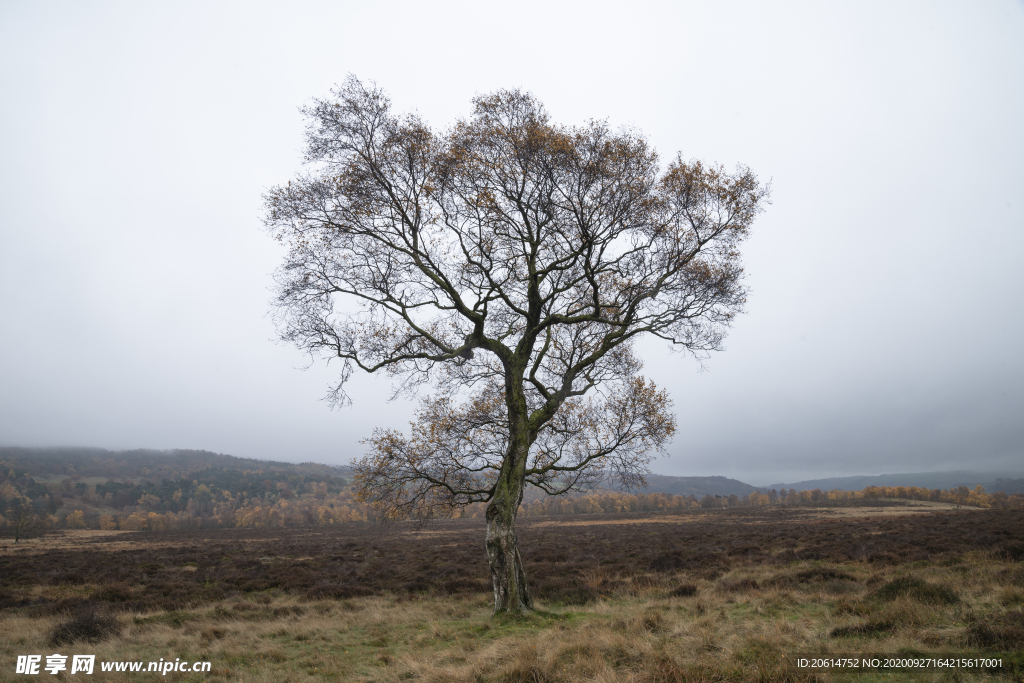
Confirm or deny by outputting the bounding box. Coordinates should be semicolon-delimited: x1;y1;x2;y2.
2;502;1022;681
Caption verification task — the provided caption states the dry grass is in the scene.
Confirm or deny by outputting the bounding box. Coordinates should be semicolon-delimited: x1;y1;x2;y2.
2;506;1022;681
2;555;1022;681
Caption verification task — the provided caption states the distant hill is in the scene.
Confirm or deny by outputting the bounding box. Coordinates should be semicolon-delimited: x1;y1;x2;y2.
8;447;1018;500
764;470;1024;493
4;447;1022;533
0;447;756;498
627;474;760;498
990;478;1024;494
0;446;348;481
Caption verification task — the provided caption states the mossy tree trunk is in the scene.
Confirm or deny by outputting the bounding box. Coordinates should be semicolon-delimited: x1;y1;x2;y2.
486;364;535;614
485;444;533;614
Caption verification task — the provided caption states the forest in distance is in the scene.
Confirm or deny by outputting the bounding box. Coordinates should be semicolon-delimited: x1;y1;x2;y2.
2;447;1024;536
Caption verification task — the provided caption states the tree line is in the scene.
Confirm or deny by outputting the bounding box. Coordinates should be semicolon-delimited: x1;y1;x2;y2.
3;465;1021;539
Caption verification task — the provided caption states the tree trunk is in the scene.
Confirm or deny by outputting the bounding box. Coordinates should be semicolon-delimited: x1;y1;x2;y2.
485;441;533;614
485;484;532;613
486;354;536;614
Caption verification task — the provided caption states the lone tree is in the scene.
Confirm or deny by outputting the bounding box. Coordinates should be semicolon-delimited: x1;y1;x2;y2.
264;77;770;614
2;499;46;543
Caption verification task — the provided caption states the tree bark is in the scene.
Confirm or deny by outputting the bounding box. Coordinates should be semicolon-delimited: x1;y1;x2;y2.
483;353;537;614
485;470;533;614
485;417;534;614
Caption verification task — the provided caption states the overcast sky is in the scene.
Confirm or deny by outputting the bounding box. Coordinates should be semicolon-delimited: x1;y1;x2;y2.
1;1;1022;485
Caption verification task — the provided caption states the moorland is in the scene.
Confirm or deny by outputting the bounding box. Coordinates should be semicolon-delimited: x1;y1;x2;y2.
2;500;1023;682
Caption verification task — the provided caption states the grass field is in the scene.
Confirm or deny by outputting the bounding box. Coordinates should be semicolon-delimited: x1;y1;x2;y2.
2;502;1022;681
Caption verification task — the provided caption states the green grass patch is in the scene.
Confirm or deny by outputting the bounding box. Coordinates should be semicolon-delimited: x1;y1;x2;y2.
872;577;959;605
132;610;199;627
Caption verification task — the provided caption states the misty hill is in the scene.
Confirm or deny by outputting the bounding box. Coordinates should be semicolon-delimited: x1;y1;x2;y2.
5;446;1023;535
13;447;1021;501
2;446;759;498
0;446;348;482
765;470;1024;493
627;474;760;498
989;478;1024;494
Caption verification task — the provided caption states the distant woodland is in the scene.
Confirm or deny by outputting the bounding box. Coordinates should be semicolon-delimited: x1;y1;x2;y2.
2;447;1023;535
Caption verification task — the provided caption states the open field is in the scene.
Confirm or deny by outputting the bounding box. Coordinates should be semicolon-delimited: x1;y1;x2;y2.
2;502;1022;681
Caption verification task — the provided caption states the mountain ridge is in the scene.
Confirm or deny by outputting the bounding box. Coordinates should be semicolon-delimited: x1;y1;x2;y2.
6;446;1023;496
760;470;1024;493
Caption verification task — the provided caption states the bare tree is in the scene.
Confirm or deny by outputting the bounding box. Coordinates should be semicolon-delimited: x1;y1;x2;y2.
2;500;46;544
264;76;770;613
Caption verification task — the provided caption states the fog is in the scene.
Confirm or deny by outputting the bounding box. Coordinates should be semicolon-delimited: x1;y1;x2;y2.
1;1;1022;485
